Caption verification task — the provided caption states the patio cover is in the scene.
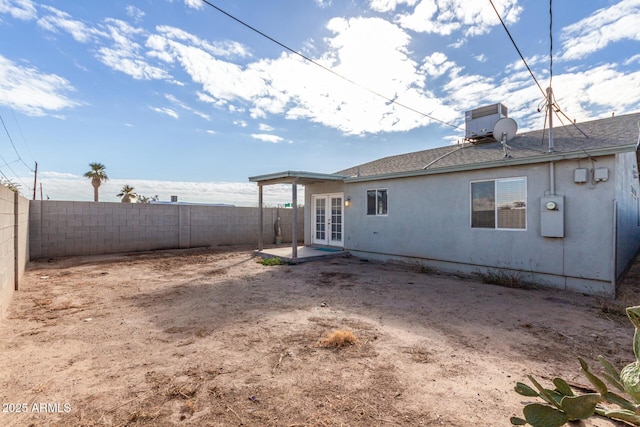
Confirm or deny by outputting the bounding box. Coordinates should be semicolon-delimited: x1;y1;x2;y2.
248;171;347;261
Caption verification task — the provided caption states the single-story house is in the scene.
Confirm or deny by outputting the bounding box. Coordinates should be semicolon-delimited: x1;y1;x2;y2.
250;105;640;297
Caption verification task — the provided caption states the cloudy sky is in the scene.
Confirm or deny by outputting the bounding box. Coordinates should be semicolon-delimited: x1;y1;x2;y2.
1;0;639;205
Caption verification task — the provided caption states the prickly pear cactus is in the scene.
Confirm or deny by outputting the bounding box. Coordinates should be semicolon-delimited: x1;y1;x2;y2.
511;305;640;426
621;306;640;402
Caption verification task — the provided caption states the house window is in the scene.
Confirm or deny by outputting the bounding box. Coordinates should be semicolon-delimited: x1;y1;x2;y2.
471;178;526;229
367;189;388;215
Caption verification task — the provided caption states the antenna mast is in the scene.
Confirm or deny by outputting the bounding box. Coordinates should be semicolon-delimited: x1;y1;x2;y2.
547;88;554;153
547;87;556;196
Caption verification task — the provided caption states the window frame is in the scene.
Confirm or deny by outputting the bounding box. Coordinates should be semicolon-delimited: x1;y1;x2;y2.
366;188;388;216
470;177;527;230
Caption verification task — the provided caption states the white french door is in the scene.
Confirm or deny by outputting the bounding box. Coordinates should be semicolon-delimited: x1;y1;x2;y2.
312;193;344;246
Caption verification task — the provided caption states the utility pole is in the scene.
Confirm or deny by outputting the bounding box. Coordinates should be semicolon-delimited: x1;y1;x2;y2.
32;161;38;200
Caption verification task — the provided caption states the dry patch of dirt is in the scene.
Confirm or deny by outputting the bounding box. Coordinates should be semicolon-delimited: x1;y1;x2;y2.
0;246;637;426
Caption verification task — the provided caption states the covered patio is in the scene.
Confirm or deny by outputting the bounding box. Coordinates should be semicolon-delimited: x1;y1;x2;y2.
248;171;348;263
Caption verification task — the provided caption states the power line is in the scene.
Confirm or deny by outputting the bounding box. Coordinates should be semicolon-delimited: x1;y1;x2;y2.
8;108;37;163
199;0;463;131
0;160;31;194
0;114;35;172
491;0;588;138
488;0;546;99
551;91;588;137
0;112;35;195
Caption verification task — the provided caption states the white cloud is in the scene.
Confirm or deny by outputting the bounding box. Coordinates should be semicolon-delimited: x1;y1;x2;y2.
197;91;227;108
426;46;640;133
23;4;460;135
165;93;210;120
37;5;106;43
125;5;145;22
39;171;77;179
475;54;487;63
0;0;36;20
0;55;81;116
545;65;640;120
96;18;171;80
314;0;332;8
560;0;640;61
150;106;179;119
183;0;203;10
35;7;172;81
147;29;266;101
152;26;252;59
420;51;459;78
10;0;636;145
504;54;546;74
251;133;283;143
369;0;418;13
624;54;640;66
244;16;458;135
142;14;462;135
397;0;522;37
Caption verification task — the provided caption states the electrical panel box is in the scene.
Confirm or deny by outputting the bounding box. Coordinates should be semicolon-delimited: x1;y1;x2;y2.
574;168;588;183
594;168;609;182
540;196;564;238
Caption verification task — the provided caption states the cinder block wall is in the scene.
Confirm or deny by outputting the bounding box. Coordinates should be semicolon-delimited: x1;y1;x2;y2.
29;201;303;259
15;193;29;290
0;187;29;319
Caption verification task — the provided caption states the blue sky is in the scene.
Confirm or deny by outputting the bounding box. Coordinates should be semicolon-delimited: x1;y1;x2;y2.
1;0;639;205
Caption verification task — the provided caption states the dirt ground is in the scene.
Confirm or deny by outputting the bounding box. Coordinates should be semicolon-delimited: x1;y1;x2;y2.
1;246;639;427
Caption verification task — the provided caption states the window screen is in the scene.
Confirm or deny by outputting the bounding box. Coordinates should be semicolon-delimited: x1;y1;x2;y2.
472;178;526;229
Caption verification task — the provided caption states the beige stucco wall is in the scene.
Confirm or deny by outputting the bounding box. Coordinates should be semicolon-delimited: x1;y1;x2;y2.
0;187;29;319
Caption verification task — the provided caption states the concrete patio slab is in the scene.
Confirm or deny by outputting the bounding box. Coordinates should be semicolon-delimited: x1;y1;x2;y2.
255;246;349;264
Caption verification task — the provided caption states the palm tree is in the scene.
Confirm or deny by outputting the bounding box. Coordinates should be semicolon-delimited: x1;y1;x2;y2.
83;163;108;202
117;184;136;203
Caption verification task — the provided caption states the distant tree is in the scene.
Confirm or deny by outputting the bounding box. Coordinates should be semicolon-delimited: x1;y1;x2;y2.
136;194;159;204
117;185;136;203
0;178;20;193
83;162;108;202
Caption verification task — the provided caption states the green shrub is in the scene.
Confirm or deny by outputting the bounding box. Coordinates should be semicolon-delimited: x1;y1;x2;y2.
511;305;640;426
258;257;285;266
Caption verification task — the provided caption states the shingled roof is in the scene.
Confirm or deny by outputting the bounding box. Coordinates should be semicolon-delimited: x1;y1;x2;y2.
337;112;640;181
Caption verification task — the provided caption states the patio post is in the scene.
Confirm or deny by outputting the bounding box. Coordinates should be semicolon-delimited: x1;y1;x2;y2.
292;181;298;261
258;184;263;251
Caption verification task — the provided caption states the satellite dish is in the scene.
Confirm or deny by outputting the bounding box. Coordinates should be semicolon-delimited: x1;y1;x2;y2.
492;117;518;142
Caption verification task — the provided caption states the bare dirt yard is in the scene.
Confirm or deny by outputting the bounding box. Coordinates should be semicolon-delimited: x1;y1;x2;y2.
1;246;639;426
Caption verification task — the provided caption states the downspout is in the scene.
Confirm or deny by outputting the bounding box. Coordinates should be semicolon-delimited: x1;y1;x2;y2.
612;200;618;295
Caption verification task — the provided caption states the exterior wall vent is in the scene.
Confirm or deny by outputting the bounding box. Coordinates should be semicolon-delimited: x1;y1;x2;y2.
465;103;508;140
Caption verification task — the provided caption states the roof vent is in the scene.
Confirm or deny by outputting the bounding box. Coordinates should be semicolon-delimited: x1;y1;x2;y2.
465;103;508;142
